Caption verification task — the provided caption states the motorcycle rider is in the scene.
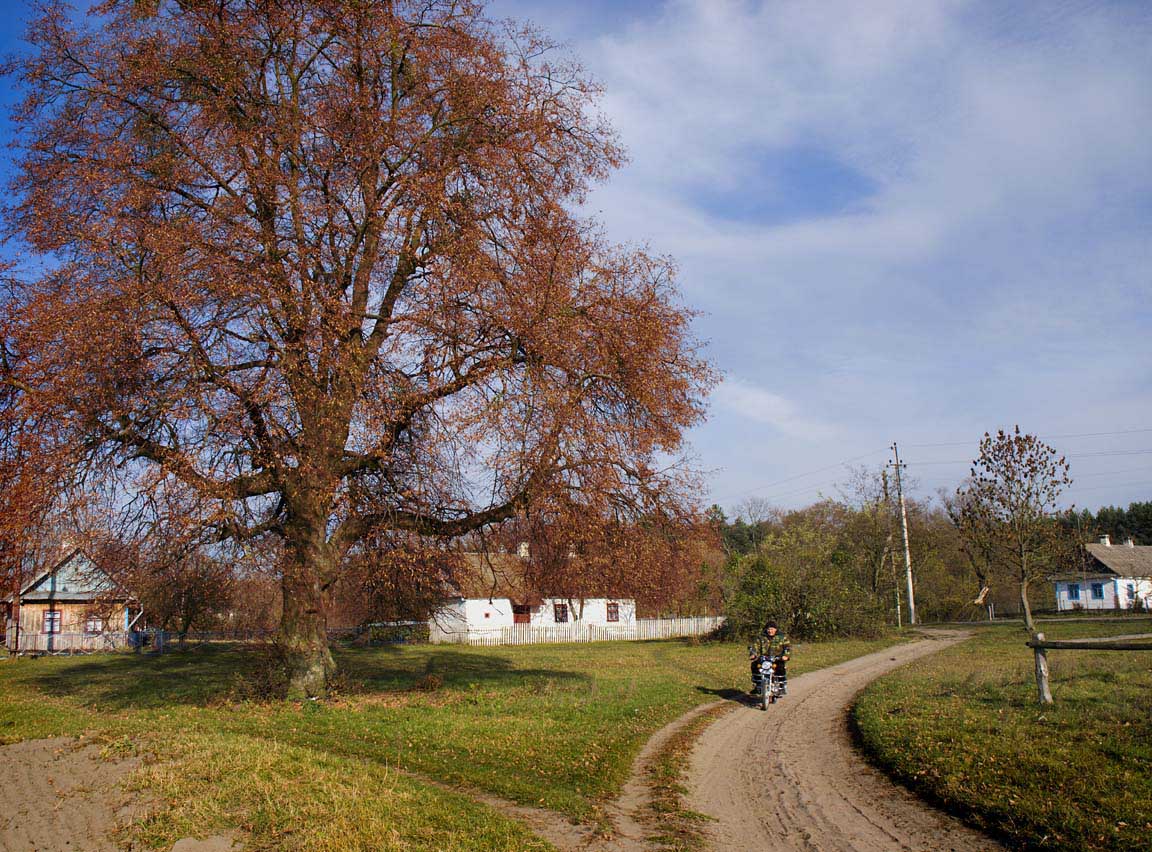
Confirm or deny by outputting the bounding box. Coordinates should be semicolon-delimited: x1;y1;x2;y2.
749;619;791;696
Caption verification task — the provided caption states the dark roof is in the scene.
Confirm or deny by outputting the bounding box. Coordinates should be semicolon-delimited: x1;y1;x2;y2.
446;552;630;602
1085;543;1152;578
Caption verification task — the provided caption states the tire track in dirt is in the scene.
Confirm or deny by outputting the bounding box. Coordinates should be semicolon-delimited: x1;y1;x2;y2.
684;631;1003;852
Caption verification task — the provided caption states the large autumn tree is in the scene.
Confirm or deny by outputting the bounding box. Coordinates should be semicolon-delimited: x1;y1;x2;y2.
2;0;714;695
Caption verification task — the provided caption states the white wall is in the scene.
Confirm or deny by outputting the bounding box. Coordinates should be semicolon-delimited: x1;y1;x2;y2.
463;597;515;629
1115;578;1152;610
528;598;636;626
1055;578;1151;610
431;597;638;640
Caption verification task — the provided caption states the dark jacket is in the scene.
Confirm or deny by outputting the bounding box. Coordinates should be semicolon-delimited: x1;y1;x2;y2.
751;631;791;659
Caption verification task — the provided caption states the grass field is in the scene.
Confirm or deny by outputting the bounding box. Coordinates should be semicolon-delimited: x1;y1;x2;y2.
1;634;901;851
853;619;1152;852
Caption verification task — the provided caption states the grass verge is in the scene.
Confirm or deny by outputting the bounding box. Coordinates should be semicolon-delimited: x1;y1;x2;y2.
1;632;905;849
853;619;1152;852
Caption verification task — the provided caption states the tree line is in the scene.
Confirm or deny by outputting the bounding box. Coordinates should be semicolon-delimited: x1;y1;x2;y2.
713;428;1144;641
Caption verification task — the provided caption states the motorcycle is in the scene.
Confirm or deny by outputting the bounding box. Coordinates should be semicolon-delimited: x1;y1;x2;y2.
751;653;786;710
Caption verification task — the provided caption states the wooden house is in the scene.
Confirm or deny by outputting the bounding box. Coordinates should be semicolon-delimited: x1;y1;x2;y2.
3;549;135;653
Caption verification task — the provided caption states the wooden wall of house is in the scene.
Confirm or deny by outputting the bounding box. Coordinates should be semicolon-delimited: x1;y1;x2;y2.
12;602;128;652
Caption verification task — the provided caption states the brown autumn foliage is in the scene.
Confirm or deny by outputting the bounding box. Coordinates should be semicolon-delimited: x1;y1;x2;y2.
953;427;1074;632
1;0;714;695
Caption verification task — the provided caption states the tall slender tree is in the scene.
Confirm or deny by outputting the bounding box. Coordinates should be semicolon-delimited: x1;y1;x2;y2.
954;428;1072;632
2;0;714;695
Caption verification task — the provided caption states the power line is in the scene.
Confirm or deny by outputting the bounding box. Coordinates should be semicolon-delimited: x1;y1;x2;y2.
1068;481;1152;494
713;447;888;503
906;427;1152;449
904;449;1152;467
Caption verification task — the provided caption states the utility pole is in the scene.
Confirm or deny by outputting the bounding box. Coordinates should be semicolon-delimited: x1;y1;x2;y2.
889;442;917;625
881;468;901;628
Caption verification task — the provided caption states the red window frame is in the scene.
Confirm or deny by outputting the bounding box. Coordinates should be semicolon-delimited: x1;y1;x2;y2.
606;602;620;623
553;603;569;623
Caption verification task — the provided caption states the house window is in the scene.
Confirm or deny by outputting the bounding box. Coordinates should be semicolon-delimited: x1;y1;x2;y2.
43;610;61;634
85;616;103;634
1127;583;1136;600
553;603;569;623
606;602;620;623
1067;583;1080;601
1090;582;1105;600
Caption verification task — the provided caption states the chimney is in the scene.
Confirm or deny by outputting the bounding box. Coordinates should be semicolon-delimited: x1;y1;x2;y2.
517;541;529;559
1125;538;1136;548
1099;535;1111;547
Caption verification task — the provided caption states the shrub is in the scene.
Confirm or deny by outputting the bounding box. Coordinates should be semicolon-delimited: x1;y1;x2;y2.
724;523;886;641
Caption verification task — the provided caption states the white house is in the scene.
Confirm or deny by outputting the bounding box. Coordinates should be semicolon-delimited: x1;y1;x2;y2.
429;549;637;643
1053;536;1152;612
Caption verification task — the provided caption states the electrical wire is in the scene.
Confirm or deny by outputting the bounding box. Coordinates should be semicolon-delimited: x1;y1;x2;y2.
711;447;888;503
906;427;1152;449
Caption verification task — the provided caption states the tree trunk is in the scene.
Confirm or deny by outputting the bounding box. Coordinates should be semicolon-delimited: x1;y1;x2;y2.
1019;575;1035;632
280;565;335;698
280;517;337;699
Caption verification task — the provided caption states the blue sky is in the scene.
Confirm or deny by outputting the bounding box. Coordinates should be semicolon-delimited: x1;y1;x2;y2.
3;0;1150;514
486;0;1152;513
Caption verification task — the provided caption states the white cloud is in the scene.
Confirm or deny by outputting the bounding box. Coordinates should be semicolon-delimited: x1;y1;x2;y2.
493;0;1152;509
713;377;836;441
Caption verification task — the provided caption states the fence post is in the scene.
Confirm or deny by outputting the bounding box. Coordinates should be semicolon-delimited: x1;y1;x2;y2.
1032;631;1053;705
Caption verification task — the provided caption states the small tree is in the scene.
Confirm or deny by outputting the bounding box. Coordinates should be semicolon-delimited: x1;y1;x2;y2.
954;427;1072;632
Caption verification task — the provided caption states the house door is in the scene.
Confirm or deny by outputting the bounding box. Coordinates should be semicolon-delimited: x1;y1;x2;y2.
512;605;531;624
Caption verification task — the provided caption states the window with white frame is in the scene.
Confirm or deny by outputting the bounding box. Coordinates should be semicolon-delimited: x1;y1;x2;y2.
85;616;103;634
43;610;61;634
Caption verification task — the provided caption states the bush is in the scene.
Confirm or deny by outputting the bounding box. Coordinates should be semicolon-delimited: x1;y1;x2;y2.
223;642;291;702
724;524;887;641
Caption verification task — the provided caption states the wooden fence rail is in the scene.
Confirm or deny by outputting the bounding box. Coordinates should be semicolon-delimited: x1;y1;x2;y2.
1027;631;1152;705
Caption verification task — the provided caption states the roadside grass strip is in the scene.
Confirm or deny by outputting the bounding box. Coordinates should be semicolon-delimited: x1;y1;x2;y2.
2;634;903;849
853;619;1152;852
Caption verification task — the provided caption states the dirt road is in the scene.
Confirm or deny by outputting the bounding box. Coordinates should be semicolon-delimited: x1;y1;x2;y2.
685;633;1003;852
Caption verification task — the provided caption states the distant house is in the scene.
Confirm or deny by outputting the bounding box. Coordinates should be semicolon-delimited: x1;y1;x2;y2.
1053;536;1152;612
429;548;636;643
3;549;136;653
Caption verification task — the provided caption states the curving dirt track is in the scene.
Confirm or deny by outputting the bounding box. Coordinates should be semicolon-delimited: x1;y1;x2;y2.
685;632;1003;852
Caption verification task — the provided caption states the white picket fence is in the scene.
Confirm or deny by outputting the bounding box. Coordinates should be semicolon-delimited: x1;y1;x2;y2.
435;615;725;647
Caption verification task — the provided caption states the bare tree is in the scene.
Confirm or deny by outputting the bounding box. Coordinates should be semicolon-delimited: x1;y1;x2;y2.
736;496;775;553
954;427;1072;632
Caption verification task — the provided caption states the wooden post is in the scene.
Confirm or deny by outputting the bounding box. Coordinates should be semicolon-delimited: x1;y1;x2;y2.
1032;631;1053;705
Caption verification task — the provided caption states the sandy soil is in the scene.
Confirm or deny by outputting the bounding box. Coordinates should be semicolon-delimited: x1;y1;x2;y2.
685;632;1003;852
0;736;141;852
0;737;238;852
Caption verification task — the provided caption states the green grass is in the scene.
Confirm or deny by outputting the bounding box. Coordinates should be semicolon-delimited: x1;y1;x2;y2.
1;634;903;850
853;619;1152;852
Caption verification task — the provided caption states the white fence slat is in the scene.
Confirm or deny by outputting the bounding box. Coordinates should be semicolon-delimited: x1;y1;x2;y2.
433;615;725;646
